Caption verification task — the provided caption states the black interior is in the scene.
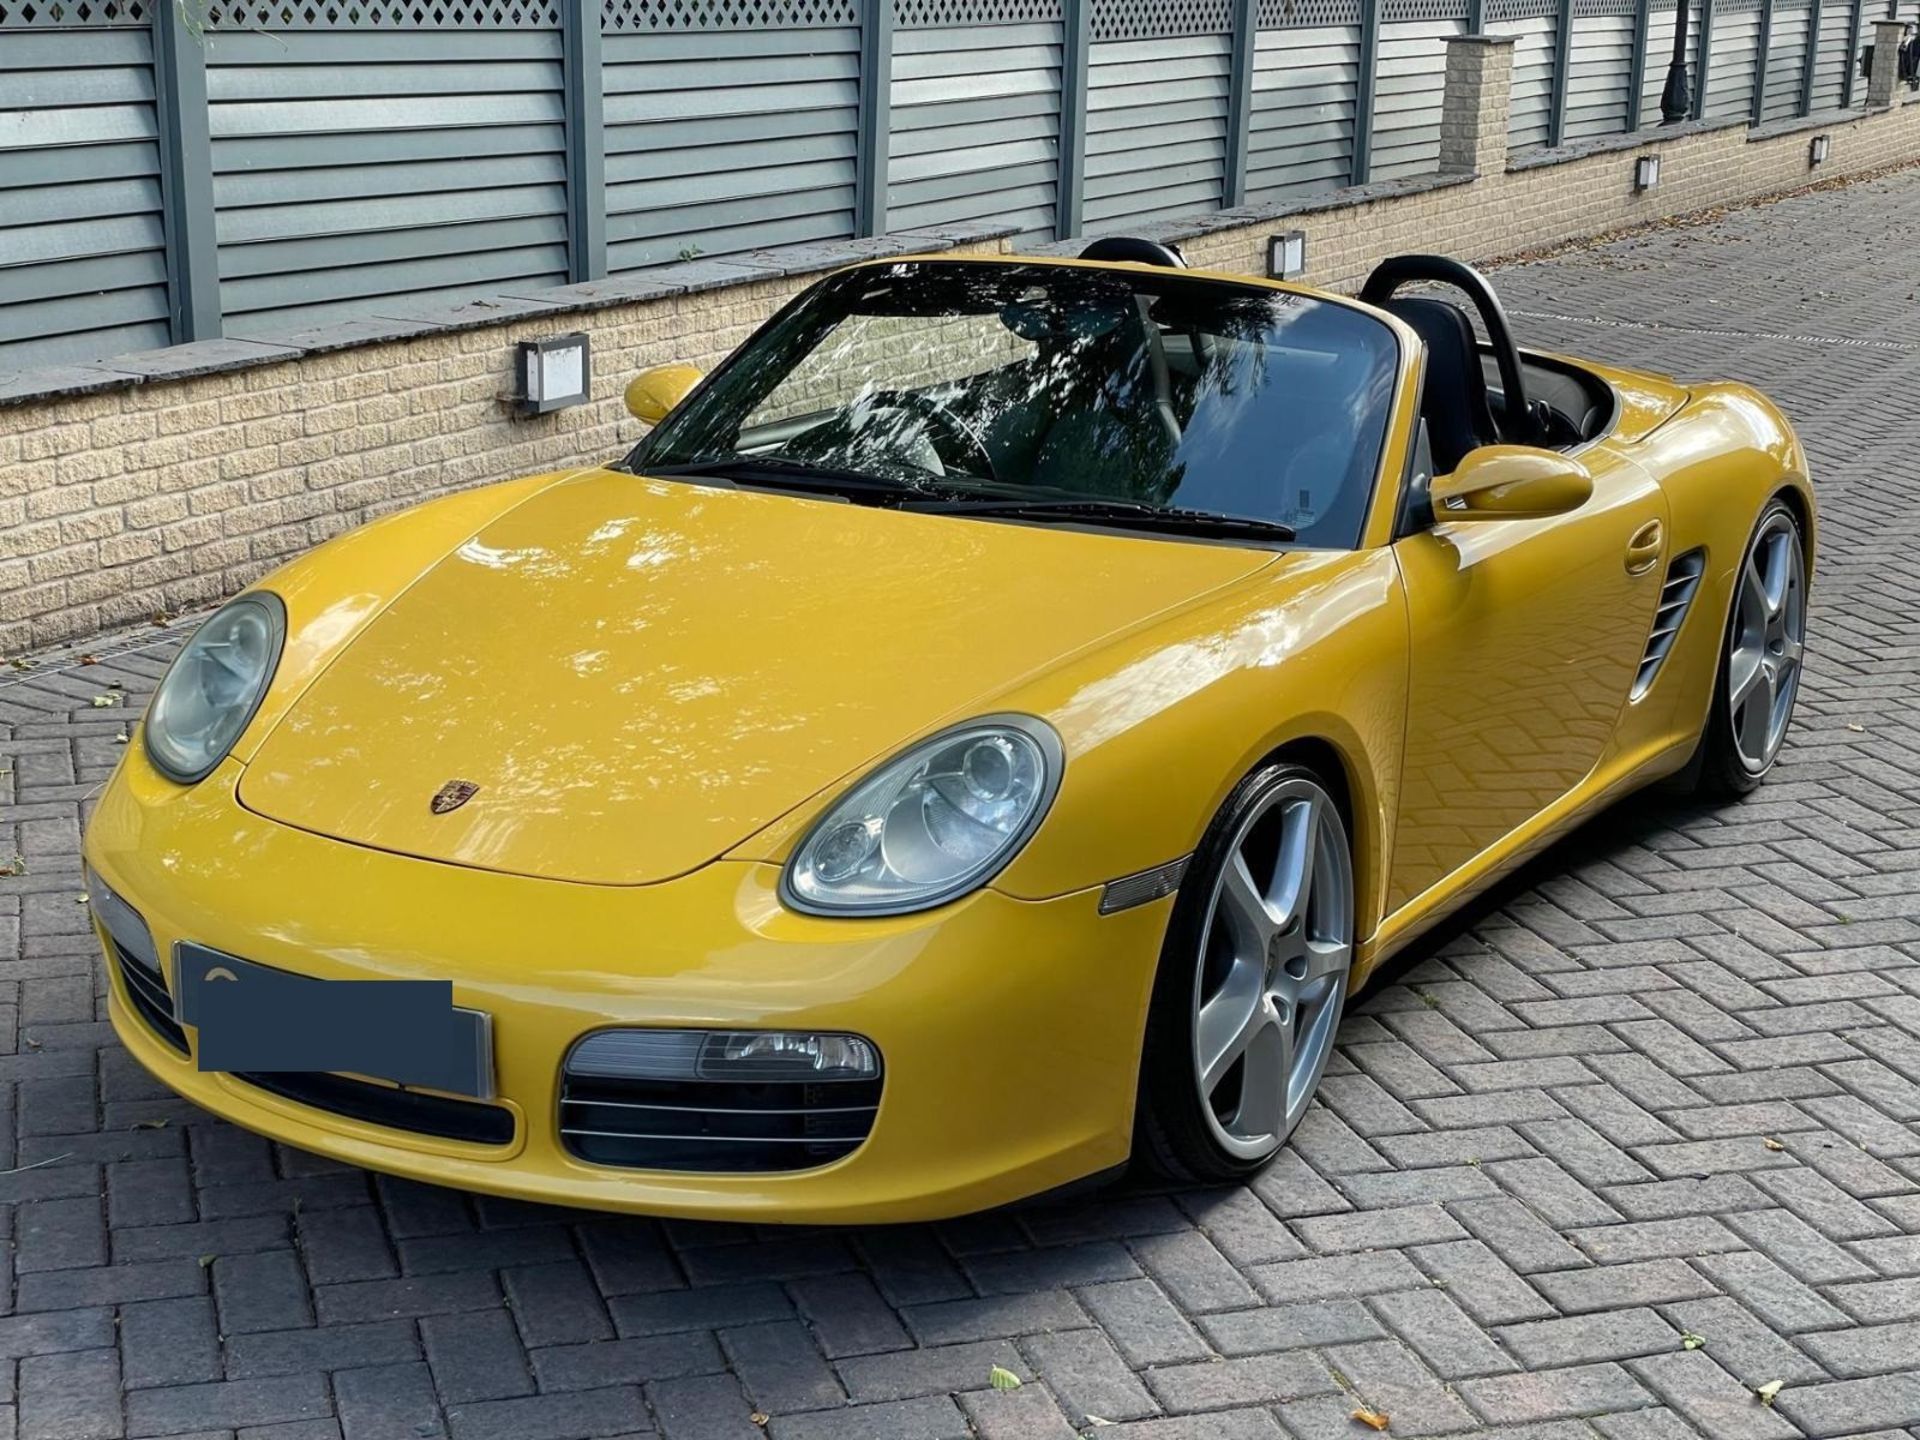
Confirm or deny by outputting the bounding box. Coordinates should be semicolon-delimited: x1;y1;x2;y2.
1489;351;1613;449
1379;296;1500;475
1358;253;1614;474
720;248;1616;548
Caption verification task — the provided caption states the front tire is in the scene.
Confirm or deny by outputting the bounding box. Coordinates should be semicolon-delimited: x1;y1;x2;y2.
1691;500;1807;797
1136;762;1355;1183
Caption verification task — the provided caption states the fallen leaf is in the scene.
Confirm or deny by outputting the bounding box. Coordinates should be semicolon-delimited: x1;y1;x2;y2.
1083;1420;1114;1430
1352;1407;1391;1431
988;1365;1023;1391
749;1415;769;1428
1757;1380;1784;1407
1763;1137;1786;1152
90;694;120;708
1681;1332;1706;1350
130;1118;169;1130
1845;722;1865;732
115;730;130;745
76;894;90;905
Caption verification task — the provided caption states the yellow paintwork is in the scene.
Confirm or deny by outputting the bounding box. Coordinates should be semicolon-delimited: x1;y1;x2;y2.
83;254;1816;1222
624;363;704;425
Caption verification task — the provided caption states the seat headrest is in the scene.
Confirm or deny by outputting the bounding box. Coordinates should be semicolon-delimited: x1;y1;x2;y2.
1078;237;1188;269
1384;296;1498;475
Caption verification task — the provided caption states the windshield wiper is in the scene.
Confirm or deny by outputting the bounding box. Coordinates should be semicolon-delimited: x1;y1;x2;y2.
644;453;926;499
903;496;1297;544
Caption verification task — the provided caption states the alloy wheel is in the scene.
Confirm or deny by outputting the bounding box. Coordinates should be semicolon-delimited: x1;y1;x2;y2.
1190;777;1353;1160
1728;511;1806;775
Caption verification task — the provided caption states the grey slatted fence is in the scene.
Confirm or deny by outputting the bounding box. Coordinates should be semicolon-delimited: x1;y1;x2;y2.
1082;0;1232;231
0;2;170;369
1492;0;1559;151
1637;0;1683;126
1704;0;1763;118
1371;1;1469;180
887;0;1065;245
5;0;1912;368
1564;0;1635;139
1246;0;1362;201
1809;0;1859;109
203;16;571;339
1761;0;1813;119
602;0;862;273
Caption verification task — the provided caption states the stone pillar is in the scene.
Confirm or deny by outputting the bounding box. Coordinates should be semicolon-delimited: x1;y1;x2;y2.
1867;19;1906;109
1440;35;1518;178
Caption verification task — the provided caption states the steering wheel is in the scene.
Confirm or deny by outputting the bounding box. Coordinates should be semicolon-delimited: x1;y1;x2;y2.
1357;255;1546;447
859;389;998;482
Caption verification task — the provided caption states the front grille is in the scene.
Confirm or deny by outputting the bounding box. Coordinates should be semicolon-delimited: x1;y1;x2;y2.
231;1069;515;1146
560;1031;882;1174
1632;548;1706;700
111;940;189;1055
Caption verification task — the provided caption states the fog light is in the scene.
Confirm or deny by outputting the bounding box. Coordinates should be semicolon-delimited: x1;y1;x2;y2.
1634;154;1660;191
566;1028;881;1083
1809;134;1831;166
515;332;590;415
1267;229;1307;280
707;1032;879;1079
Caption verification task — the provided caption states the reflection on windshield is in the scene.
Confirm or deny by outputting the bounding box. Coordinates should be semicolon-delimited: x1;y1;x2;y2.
633;262;1400;549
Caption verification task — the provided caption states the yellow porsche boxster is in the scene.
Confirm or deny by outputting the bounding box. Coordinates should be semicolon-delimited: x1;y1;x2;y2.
84;245;1813;1223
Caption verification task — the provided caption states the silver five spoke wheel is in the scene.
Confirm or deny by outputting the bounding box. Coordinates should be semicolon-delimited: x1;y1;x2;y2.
1728;509;1806;775
1192;777;1353;1160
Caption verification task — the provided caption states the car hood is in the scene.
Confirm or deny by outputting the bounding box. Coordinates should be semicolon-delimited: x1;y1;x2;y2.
238;468;1274;885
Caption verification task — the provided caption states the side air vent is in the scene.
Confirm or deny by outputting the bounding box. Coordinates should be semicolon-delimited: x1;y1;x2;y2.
559;1029;882;1174
1632;548;1706;700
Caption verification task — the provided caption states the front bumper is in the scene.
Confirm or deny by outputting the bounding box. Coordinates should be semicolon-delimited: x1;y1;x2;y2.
85;753;1170;1223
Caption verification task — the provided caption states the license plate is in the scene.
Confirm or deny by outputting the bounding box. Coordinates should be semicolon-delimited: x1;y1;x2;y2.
174;943;494;1099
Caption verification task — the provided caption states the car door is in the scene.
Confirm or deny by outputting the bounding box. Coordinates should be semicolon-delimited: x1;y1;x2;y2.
1385;443;1669;916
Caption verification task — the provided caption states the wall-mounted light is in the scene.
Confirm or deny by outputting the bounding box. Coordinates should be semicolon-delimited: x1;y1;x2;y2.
1634;154;1661;192
1809;134;1831;166
1267;230;1308;281
515;332;591;416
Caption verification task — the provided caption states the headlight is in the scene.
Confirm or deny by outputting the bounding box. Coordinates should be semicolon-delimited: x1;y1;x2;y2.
144;592;286;784
782;715;1063;915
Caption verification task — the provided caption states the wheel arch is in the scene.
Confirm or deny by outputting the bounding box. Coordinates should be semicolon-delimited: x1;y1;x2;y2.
1770;478;1817;580
1241;731;1388;955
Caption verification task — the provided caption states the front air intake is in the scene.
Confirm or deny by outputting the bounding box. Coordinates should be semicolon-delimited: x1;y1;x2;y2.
559;1029;882;1174
1632;548;1706;700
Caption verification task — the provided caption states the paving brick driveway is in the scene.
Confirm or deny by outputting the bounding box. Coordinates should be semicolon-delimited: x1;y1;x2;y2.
4;169;1920;1440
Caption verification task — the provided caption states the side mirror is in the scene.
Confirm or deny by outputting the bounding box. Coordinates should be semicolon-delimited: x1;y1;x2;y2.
1431;446;1592;521
624;363;703;425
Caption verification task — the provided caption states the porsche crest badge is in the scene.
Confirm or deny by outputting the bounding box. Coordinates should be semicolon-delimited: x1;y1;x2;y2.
430;780;481;815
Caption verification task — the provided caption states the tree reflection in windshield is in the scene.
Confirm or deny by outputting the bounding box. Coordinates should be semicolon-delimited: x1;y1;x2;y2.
632;262;1400;548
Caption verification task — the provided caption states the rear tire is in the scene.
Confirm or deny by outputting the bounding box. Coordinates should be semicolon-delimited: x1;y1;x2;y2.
1690;500;1807;798
1136;762;1354;1184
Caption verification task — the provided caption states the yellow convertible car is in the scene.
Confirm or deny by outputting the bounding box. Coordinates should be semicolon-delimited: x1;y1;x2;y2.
84;245;1813;1222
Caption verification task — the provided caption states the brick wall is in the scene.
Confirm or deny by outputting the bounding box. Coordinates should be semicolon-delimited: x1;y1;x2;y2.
3;81;1916;655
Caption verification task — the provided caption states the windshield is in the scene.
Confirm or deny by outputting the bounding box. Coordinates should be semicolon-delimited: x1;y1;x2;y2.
631;261;1402;548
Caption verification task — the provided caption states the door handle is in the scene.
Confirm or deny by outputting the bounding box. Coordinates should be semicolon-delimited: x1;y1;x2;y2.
1625;519;1664;575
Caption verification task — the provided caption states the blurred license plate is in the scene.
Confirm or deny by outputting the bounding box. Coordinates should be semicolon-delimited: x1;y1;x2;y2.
174;943;493;1098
